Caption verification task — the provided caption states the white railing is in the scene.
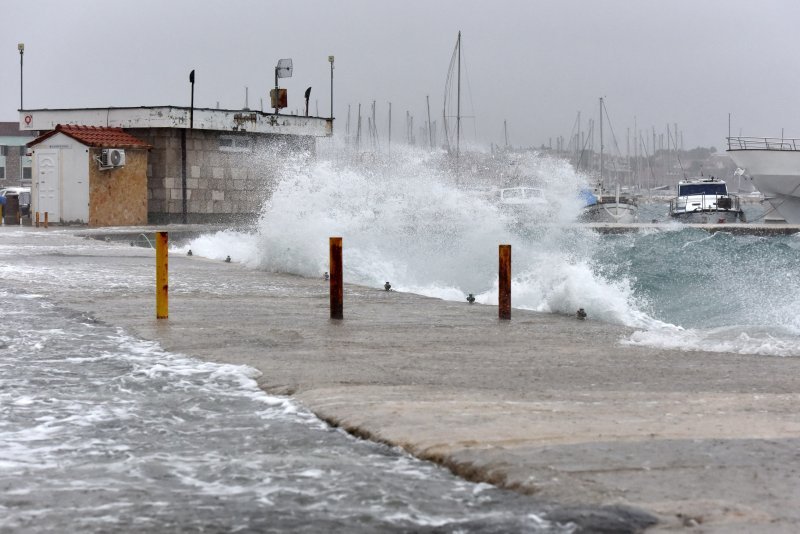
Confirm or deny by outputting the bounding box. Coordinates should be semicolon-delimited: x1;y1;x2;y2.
727;136;800;151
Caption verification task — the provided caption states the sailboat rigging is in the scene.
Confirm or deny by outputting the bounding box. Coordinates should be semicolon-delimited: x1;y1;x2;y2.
581;97;639;223
443;31;462;158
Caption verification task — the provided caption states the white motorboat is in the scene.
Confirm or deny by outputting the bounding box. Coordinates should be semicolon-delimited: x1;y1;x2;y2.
497;186;550;219
727;136;800;223
668;177;744;223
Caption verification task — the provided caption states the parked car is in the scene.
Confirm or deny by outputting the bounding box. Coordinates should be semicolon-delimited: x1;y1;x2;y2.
0;187;31;217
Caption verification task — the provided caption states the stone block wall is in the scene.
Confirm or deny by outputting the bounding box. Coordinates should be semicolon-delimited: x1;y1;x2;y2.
127;128;315;224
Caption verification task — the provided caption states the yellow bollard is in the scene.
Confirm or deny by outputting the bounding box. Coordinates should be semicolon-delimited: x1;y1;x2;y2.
156;231;169;319
499;244;511;320
44;212;48;229
329;237;343;319
35;212;40;228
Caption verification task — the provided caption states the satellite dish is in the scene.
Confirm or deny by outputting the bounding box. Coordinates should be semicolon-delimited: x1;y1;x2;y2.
276;58;293;79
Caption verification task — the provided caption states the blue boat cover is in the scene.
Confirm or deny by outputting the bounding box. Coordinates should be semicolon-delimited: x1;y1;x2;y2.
579;188;597;207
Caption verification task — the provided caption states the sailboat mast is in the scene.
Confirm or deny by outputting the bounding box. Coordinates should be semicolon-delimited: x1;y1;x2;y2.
599;97;604;186
426;95;433;149
456;30;461;159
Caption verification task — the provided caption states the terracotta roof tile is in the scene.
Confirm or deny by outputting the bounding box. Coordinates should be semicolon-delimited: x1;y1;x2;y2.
28;124;151;149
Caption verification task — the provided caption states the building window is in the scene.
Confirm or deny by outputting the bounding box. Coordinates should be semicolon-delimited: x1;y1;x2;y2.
0;167;4;179
0;146;7;156
219;135;252;153
22;167;32;180
19;146;26;156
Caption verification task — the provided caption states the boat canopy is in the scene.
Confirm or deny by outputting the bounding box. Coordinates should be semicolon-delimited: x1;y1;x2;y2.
678;182;727;196
579;188;598;207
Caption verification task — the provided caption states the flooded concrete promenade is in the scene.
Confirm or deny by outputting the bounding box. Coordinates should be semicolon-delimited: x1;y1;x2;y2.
8;225;800;532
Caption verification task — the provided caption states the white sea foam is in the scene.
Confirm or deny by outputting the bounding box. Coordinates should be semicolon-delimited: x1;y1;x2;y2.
183;147;800;358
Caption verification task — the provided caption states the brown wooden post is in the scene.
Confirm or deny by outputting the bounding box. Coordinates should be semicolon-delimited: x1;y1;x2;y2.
35;212;39;228
156;232;169;319
499;244;511;320
329;237;343;319
44;212;48;228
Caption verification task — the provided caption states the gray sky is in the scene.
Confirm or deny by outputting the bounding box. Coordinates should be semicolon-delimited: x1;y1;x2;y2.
3;0;799;150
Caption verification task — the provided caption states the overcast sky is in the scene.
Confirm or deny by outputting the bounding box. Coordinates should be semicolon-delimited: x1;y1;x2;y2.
3;0;799;150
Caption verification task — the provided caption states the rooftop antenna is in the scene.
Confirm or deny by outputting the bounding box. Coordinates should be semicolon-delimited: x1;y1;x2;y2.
273;58;293;114
244;87;249;110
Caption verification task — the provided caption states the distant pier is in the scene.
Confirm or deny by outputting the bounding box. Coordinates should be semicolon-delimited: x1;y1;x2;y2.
582;222;800;236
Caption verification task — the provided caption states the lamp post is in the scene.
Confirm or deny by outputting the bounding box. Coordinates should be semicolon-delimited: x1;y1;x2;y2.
328;55;334;123
18;43;24;110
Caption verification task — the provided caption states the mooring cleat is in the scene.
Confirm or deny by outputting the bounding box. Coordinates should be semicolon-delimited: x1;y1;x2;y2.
224;255;231;263
466;293;476;304
384;281;391;291
576;308;587;320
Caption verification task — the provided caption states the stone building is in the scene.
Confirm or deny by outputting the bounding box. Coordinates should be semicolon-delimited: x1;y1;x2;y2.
20;106;331;224
0;122;35;188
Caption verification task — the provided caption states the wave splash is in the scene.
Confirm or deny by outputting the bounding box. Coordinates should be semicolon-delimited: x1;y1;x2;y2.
184;146;800;357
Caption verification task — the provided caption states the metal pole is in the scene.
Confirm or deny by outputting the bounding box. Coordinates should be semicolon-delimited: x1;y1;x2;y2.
499;244;511;320
426;95;433;149
274;67;279;114
189;70;195;129
329;56;334;121
329;237;343;320
18;43;24;110
388;102;392;153
156;232;169;319
456;31;461;159
599;97;604;186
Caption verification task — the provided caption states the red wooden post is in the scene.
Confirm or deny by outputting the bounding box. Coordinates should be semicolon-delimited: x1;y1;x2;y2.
499;244;511;320
330;237;343;319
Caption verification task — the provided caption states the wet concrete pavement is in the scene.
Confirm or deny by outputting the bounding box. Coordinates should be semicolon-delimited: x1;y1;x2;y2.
6;226;800;532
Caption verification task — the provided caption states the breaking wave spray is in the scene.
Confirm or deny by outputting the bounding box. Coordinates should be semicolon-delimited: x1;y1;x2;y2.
184;145;800;357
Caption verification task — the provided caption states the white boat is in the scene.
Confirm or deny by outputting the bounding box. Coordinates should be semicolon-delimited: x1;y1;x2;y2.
580;98;638;223
497;186;551;224
580;183;638;223
668;177;744;223
727;137;800;223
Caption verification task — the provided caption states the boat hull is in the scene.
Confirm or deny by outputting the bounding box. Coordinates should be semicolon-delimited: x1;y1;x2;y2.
581;201;638;223
670;210;744;224
728;149;800;223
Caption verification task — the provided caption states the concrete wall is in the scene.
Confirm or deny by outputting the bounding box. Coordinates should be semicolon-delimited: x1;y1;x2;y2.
126;128;315;224
88;148;148;227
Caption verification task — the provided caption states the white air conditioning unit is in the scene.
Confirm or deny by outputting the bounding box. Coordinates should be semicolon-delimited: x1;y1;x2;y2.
101;148;126;167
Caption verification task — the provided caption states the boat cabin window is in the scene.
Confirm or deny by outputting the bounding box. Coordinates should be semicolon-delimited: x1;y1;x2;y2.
501;188;543;200
679;183;727;196
501;189;524;200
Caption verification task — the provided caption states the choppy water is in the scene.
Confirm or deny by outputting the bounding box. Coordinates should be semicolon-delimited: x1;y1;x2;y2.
0;287;566;533
184;147;800;357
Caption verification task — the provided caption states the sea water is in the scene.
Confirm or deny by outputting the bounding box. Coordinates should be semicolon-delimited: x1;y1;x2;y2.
184;146;800;358
0;279;566;532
